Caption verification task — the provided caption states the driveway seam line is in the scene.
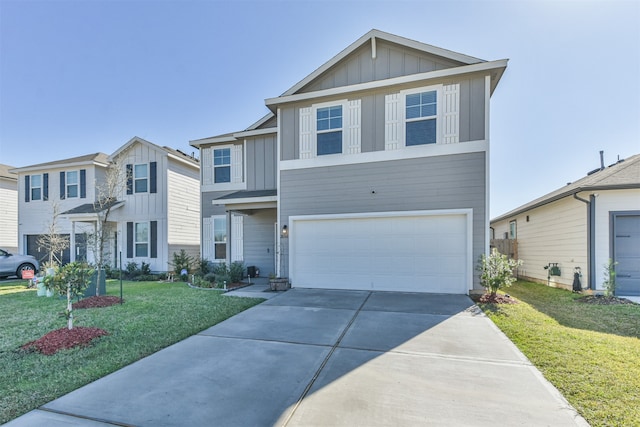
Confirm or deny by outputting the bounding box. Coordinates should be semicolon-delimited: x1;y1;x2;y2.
36;407;135;426
281;291;373;427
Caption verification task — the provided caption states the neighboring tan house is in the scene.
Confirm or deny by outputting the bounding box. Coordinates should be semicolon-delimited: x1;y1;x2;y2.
191;29;508;294
0;164;18;253
11;137;200;272
491;153;640;296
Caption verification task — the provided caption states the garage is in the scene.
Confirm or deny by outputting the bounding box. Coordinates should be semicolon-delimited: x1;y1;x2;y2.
289;210;472;294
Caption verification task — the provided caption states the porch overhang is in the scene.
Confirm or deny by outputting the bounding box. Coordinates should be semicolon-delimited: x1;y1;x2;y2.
213;190;277;211
59;200;125;222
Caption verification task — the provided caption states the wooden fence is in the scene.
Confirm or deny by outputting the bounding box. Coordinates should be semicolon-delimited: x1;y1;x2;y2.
490;239;518;260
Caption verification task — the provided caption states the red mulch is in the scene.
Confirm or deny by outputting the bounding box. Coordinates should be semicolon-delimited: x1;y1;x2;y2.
73;296;123;309
21;327;109;355
472;293;519;304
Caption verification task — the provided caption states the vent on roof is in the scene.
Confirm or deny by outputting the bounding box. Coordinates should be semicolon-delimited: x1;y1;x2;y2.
587;150;606;175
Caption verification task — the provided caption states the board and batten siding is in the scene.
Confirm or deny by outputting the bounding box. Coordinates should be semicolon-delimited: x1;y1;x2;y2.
167;161;200;261
492;197;588;289
0;177;18;251
280;75;486;161
242;209;277;277
299;39;463;93
279;152;487;289
245;135;277;191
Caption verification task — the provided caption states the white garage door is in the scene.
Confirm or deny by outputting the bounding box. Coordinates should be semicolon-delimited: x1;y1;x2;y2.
289;211;470;294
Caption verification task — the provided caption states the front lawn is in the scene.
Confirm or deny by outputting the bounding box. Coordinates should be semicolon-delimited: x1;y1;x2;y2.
0;279;263;424
477;281;640;427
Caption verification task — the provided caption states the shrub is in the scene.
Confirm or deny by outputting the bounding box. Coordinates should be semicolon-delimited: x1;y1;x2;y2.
197;258;212;276
140;262;151;276
229;261;244;283
477;248;522;296
203;272;216;283
42;262;94;330
603;259;618;296
125;262;138;279
170;250;193;279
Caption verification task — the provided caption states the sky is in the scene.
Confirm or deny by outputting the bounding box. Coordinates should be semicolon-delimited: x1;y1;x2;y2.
0;0;638;218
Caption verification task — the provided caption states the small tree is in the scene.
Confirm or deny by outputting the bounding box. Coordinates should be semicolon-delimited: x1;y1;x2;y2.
477;248;522;296
603;259;618;297
37;202;69;268
43;262;94;330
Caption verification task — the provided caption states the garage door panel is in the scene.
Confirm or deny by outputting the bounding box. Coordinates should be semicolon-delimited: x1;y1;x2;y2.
291;213;469;294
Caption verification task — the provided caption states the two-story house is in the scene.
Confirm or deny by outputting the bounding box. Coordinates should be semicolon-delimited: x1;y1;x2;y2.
192;30;508;294
12;137;200;272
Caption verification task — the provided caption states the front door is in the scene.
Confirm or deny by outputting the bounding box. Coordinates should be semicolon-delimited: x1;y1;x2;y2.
613;213;640;296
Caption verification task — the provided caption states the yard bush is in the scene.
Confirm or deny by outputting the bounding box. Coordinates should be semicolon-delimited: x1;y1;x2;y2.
477;248;522;296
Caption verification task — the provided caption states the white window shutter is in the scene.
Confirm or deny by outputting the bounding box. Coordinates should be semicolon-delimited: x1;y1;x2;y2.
232;144;243;183
202;217;214;261
231;214;243;262
385;93;401;150
345;99;361;154
442;84;460;144
202;147;213;185
299;107;314;159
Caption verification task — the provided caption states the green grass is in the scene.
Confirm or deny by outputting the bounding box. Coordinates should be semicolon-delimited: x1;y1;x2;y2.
478;281;640;427
0;279;263;424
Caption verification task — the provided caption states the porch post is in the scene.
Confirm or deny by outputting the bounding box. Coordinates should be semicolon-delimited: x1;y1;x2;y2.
70;221;76;262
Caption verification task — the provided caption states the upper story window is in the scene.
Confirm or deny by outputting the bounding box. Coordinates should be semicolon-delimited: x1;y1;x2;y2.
405;91;437;146
385;83;459;151
299;99;361;160
316;105;343;155
30;174;42;201
214;148;231;183
65;171;79;198
134;164;148;193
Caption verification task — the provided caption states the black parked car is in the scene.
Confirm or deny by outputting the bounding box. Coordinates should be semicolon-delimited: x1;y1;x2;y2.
0;248;40;279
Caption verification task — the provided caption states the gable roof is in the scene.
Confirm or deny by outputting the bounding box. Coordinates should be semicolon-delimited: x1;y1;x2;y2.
492;153;640;222
10;153;110;173
111;136;199;168
282;29;485;97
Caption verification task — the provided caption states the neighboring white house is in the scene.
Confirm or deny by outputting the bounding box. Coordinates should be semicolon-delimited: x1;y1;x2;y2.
191;29;508;294
11;137;200;272
0;164;18;253
491;153;640;296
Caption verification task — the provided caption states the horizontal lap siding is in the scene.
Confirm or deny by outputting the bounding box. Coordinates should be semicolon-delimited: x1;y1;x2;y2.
280;152;486;289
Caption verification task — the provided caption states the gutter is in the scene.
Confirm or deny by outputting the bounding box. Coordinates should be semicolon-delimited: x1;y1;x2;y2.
573;193;595;289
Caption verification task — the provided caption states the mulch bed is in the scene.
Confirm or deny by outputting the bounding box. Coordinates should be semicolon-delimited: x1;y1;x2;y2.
21;327;109;355
73;295;123;309
471;293;519;304
575;295;637;305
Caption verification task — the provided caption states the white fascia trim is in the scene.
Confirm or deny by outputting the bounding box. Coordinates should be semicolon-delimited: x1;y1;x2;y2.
212;195;277;206
166;152;200;169
233;128;277;138
267;60;508;108
189;135;238;148
246;112;275;130
280;140;487;171
484;74;492;255
14;160;107;173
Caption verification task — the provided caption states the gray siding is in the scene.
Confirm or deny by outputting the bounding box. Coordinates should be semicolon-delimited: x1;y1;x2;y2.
280;76;486;161
246;135;277;191
201;191;232;218
300;40;463;93
243;209;276;277
279;152;487;288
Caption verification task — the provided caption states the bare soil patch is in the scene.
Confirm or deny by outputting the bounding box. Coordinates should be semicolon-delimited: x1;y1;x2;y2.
575;295;637;305
21;327;108;355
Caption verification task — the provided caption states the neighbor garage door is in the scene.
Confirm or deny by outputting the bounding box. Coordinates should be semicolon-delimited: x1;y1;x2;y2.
289;211;470;294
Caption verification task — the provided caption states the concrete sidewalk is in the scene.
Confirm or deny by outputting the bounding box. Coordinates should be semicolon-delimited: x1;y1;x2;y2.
4;288;588;426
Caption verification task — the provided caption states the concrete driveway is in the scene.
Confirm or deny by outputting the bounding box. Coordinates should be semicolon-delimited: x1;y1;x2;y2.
5;288;587;426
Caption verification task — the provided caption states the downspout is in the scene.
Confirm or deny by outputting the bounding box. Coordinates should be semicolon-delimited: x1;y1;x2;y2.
573;193;595;289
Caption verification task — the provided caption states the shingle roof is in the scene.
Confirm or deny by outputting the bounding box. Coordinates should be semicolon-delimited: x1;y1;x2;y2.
10;153;110;171
492;153;640;222
215;189;277;200
60;199;124;215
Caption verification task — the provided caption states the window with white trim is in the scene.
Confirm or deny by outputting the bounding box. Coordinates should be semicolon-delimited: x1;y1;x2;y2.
509;220;517;239
316;105;343;155
135;222;149;257
299;99;361;159
134;164;148;193
213;216;227;260
384;83;459;150
66;171;79;198
214;148;231;183
30;174;42;201
405;90;437;146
